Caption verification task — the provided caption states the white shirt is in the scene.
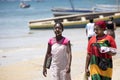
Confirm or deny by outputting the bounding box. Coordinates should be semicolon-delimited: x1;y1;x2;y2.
86;23;95;37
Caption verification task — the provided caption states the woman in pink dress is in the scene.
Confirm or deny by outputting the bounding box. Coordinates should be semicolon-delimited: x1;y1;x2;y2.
43;22;72;80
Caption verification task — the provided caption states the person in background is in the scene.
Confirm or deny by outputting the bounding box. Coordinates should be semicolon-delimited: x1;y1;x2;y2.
85;18;95;41
43;22;72;80
106;17;116;39
85;20;117;80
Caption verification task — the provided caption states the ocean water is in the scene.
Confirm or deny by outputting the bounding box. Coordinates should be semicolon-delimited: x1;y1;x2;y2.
0;0;119;32
0;0;119;36
0;0;119;65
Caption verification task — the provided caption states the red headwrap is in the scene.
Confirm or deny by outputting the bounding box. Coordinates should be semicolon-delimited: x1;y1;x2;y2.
95;20;106;29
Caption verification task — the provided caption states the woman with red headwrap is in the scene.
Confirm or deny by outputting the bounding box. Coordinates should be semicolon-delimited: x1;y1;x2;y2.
85;20;117;80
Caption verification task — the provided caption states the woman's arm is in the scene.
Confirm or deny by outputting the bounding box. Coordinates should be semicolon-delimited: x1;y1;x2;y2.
107;47;117;56
43;44;51;77
66;41;72;73
107;51;116;56
85;53;91;76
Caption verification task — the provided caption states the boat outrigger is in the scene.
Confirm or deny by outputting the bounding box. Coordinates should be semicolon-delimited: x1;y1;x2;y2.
29;11;120;29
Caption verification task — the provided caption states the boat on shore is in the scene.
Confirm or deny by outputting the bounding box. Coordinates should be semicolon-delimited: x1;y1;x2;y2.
52;2;120;17
51;0;97;17
29;11;120;29
52;6;120;17
51;7;94;13
51;7;96;17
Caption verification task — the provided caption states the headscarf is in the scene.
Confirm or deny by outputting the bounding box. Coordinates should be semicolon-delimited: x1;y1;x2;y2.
95;20;106;29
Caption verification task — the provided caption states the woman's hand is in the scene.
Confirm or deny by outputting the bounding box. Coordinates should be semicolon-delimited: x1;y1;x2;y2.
66;65;71;73
85;68;90;77
43;68;47;77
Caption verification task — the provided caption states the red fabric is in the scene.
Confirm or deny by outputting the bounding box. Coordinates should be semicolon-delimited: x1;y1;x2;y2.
95;20;106;29
87;35;117;58
48;37;69;46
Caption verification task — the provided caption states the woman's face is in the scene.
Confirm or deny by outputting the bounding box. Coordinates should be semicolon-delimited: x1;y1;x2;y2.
94;25;105;36
53;23;63;36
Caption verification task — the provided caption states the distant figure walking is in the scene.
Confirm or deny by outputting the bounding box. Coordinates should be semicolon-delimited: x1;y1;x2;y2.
85;18;95;41
43;22;72;80
85;20;117;80
106;17;116;39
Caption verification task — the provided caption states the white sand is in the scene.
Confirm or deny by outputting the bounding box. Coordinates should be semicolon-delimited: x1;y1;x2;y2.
0;28;120;80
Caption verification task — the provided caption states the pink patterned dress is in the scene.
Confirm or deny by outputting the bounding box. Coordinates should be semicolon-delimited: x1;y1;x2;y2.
48;37;71;80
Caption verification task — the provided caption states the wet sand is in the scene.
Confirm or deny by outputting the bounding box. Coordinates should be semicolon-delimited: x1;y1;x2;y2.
0;28;120;80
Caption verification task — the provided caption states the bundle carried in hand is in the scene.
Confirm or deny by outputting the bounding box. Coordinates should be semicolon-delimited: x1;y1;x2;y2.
100;46;116;53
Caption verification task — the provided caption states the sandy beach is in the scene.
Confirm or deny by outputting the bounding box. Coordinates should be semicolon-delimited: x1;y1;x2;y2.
0;28;120;80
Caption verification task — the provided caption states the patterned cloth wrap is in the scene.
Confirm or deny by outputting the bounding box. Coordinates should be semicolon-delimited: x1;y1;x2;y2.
95;39;116;53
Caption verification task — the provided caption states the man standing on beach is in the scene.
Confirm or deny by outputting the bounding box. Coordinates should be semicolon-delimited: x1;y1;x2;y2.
85;18;95;41
106;16;116;39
